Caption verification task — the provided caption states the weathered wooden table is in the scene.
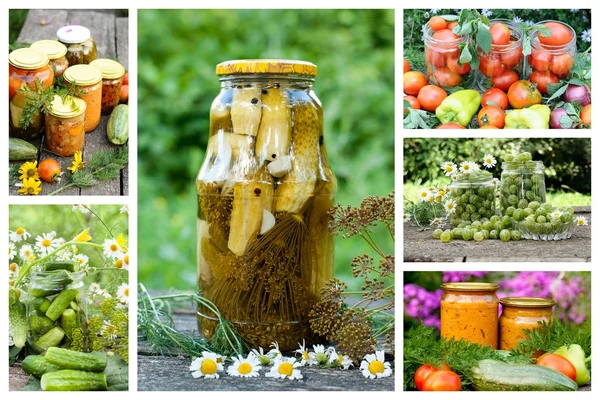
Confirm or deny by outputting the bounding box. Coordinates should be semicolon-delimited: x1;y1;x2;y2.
138;307;395;391
9;9;128;196
404;207;591;262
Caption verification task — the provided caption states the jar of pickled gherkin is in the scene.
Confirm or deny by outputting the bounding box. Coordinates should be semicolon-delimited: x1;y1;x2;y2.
499;297;554;350
45;95;86;156
57;25;97;65
30;40;69;79
499;154;546;213
449;170;496;227
89;59;126;114
27;263;87;354
196;59;336;351
63;65;102;132
9;48;54;140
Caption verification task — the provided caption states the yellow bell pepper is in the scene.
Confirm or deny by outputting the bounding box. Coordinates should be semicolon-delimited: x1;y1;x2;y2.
505;105;551;129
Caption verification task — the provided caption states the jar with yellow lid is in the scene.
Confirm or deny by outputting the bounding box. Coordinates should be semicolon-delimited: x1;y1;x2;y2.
499;297;555;350
45;95;87;156
197;59;336;350
63;65;102;132
9;48;54;140
57;25;97;65
440;282;499;348
89;59;126;114
30;40;69;79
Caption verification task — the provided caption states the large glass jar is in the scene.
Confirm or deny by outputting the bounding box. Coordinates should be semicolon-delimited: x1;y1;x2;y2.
196;59;336;351
526;21;576;90
477;19;524;90
27;265;87;354
30;40;69;79
63;65;102;132
89;59;126;114
45;95;86;156
9;48;54;140
440;282;499;348
424;19;474;89
499;158;546;213
57;25;97;65
499;297;555;350
449;170;496;227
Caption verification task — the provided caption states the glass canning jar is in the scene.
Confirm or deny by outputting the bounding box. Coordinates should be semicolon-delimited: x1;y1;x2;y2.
57;25;97;65
477;19;524;90
449;170;496;227
45;95;87;156
440;282;499;348
30;40;69;79
63;65;103;132
499;160;546;213
196;59;336;351
89;59;126;114
9;48;54;140
423;19;474;89
27;265;87;354
499;297;555;350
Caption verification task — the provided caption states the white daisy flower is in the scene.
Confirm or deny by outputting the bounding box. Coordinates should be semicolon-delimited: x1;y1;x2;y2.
403;213;412;223
265;357;303;380
116;283;129;305
360;350;393;379
103;238;124;259
120;205;129;214
582;29;592;43
190;351;224;379
9;263;19;277
10;227;31;243
115;253;129;270
72;204;90;214
418;188;432;202
308;344;331;366
75;254;89;268
18;244;34;260
89;282;102;294
430;217;444;226
551;210;563;218
491;178;500;186
35;232;59;256
441;161;458;176
102;320;118;340
9;242;16;261
459;161;475;174
575;216;588;226
327;347;353;370
227;353;262;378
482;154;497;169
295;340;312;366
445;199;457;214
451;174;458;181
267;341;283;361
481;9;492;17
56;237;66;246
251;347;274;366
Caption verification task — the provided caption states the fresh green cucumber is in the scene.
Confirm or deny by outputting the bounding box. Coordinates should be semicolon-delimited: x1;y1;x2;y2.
60;309;78;339
40;370;108;391
34;327;65;352
471;359;578;391
30;288;61;298
44;347;107;372
39;298;52;313
107;104;129;145
69;301;81;312
29;313;55;335
21;355;64;378
45;289;78;321
44;260;80;272
9;137;38;161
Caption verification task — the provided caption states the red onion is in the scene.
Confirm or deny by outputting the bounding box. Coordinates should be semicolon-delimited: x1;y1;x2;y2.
564;84;591;106
550;108;574;129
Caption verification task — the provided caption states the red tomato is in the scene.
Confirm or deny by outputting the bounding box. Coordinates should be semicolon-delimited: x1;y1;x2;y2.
122;72;129;85
403;71;428;96
479;54;506;78
536;354;577;381
430;16;447;31
38;159;62;183
404;95;420;111
432;67;461;87
437;123;465;129
490;23;511;45
120;85;129;103
422;370;462;391
447;55;471;75
501;42;523;68
404;58;411;73
9;78;23;100
481;88;509;110
528;49;552;72
414;365;438;391
447;21;458;31
492;70;519;92
529;70;559;95
550;53;574;78
433;29;459;41
480;125;499;129
478;106;506;129
417;85;448;112
539;22;573;46
580;104;591;128
508;80;543;109
426;48;447;68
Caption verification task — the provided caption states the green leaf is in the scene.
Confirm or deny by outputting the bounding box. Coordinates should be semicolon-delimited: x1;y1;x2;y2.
522;36;532;56
456;20;474;36
476;22;492;54
546;83;569;103
560;116;574;129
21;376;42;391
568;78;586;87
563;102;578;116
459;44;473;64
9;345;21;366
480;15;489;25
439;15;459;21
536;24;552;37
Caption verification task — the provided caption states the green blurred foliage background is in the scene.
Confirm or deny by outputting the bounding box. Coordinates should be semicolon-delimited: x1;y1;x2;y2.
137;9;395;291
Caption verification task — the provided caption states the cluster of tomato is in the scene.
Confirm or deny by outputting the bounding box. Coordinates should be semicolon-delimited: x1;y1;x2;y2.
413;363;461;391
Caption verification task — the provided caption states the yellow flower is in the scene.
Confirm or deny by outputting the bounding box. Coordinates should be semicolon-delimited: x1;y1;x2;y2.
18;161;39;181
116;233;128;251
73;228;92;242
67;151;85;173
18;178;42;196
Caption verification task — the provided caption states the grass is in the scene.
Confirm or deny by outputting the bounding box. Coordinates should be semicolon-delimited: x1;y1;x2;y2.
9;9;29;45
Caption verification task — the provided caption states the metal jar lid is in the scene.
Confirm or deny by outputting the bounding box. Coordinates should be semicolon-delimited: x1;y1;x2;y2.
89;59;125;79
500;297;556;307
216;59;317;76
63;64;103;86
47;95;87;119
9;48;49;70
441;282;499;291
57;25;91;44
30;40;68;60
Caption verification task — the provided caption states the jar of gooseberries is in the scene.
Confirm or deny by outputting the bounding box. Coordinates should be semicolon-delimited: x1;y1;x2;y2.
499;153;546;213
449;170;496;227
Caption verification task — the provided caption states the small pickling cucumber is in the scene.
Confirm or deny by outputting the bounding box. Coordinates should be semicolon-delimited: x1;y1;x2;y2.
45;289;78;321
41;370;108;391
231;86;262;136
44;347;107;372
69;300;81;312
256;87;291;163
31;297;51;313
44;260;80;272
29;313;56;335
21;355;64;378
34;327;65;352
60;309;78;339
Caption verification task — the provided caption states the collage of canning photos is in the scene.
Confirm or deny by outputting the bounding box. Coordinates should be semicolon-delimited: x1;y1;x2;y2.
402;8;592;393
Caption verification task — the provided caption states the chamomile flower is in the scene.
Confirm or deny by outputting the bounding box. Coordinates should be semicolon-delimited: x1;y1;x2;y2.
308;344;330;366
89;282;102;294
9;263;19;277
295;340;311;366
403;213;412;223
460;161;478;174
418;188;432;202
10;227;31;243
327;347;353;370
444;199;457;214
56;237;66;246
360;350;393;379
430;217;445;226
551;210;564;219
265;357;303;380
481;9;493;17
120;205;129;214
102;320;118;340
251;347;274;366
116;283;129;305
74;254;89;268
9;243;16;261
267;341;283;360
190;352;224;379
450;174;458;181
575;216;588;226
19;244;34;260
491;178;500;187
35;232;59;256
72;204;90;214
103;238;123;259
482;154;497;169
227;353;262;378
115;253;129;270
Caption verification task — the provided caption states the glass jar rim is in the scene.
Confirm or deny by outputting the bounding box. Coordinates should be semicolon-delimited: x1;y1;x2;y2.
441;282;498;291
530;20;577;52
219;73;315;83
30;267;85;280
500;296;555;307
501;160;544;170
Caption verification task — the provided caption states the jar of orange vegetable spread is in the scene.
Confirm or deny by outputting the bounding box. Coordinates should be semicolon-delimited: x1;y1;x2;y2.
63;65;102;132
440;282;499;348
423;18;473;88
45;95;86;156
9;48;54;140
30;40;69;79
499;297;555;350
89;59;125;114
56;25;97;65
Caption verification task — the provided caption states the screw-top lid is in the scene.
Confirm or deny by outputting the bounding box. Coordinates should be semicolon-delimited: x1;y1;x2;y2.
500;297;555;307
47;95;87;118
57;25;91;44
441;282;499;291
63;64;103;86
30;40;68;60
216;59;317;76
9;48;49;70
89;59;125;79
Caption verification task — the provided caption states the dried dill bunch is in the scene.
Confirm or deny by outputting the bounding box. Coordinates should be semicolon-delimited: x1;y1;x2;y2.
87;297;129;363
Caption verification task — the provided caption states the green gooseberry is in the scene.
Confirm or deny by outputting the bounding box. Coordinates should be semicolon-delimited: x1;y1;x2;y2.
440;230;452;243
517;199;529;209
523;208;533;217
536;215;546;224
505;206;515;217
501;215;512;228
462;229;474;241
560;213;573;223
453;228;464;239
494;221;503;231
513;209;524;222
500;229;511;242
482;221;493;231
510;230;521;241
473;232;484;242
470;213;481;222
481;229;490;239
508;195;519;205
528;201;541;211
433;229;443;239
517;152;532;162
489;230;499;240
490;215;501;224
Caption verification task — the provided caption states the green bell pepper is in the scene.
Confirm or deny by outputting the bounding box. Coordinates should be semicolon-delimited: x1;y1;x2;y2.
554;344;591;386
505;105;551;129
435;90;481;126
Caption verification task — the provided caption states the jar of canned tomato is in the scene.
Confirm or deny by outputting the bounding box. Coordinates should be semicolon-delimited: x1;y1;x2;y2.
477;19;524;91
45;95;86;156
89;59;126;114
527;21;576;95
423;18;473;88
30;40;69;79
63;65;102;132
